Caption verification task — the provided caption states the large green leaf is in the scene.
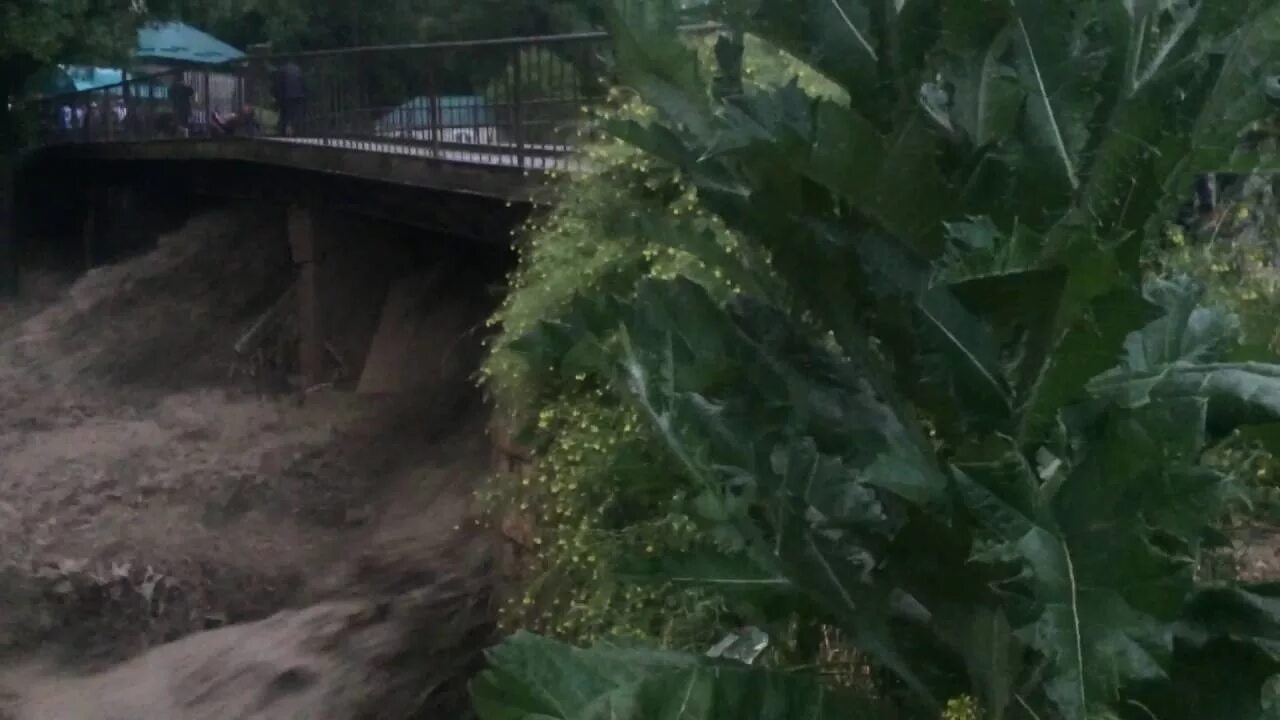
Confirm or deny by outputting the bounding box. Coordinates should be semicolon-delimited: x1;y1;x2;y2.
1090;362;1280;434
957;607;1019;720
620;548;794;598
1187;2;1280;177
1121;277;1240;370
1066;2;1212;236
611;279;946;703
946;266;1067;405
719;0;885;120
472;632;893;720
599;2;1269;454
1085;276;1280;434
1121;584;1280;720
611;116;1015;426
1018;279;1160;442
628;98;993;413
1007;0;1101;198
939;24;1022;151
957;395;1230;720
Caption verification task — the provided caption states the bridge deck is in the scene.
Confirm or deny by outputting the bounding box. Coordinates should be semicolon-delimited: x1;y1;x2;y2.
36;134;575;203
16;30;654;201
267;136;575;171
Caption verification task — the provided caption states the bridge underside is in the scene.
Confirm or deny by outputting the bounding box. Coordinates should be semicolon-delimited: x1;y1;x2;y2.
11;144;528;392
30;137;553;203
18;141;538;248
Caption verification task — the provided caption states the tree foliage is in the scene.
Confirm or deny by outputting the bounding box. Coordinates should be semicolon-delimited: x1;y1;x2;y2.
164;0;598;52
475;1;1280;718
0;0;142;65
0;0;155;145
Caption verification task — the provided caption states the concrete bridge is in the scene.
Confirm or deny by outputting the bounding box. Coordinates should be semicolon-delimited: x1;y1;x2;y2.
16;30;612;218
4;30;630;389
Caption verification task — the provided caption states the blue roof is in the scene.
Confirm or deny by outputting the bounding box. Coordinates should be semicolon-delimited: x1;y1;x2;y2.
135;22;245;64
25;22;240;99
64;66;125;92
27;65;125;97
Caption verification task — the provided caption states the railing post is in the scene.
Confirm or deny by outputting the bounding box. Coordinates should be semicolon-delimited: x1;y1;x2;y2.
512;48;525;169
122;72;132;141
139;80;152;140
103;92;113;142
247;42;271;130
201;70;211;135
429;65;442;158
347;54;361;137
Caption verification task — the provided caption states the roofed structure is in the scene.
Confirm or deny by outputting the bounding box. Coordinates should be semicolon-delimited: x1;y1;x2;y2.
135;22;246;66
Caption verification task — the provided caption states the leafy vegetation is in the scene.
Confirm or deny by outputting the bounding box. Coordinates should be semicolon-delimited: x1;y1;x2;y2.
162;0;575;50
1161;168;1280;526
161;0;696;53
0;0;149;145
479;38;830;652
476;1;1280;718
1162;174;1280;355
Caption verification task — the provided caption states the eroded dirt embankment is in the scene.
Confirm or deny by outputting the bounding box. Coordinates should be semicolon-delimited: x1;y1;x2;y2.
0;206;504;718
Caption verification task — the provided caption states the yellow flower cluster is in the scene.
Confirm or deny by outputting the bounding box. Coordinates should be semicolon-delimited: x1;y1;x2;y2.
942;696;982;720
480;392;717;647
481;94;747;412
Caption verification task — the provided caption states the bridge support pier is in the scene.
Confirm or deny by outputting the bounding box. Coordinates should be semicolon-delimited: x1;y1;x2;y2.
82;185;104;270
285;204;419;391
287;204;329;388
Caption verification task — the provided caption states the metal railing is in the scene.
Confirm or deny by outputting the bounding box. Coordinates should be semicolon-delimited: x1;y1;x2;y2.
22;30;622;171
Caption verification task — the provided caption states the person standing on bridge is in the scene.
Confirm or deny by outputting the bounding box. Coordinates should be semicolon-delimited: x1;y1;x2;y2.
169;75;196;138
57;104;74;139
112;98;129;138
271;61;306;137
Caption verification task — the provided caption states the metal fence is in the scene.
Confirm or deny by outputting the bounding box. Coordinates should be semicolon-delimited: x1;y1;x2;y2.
23;30;618;171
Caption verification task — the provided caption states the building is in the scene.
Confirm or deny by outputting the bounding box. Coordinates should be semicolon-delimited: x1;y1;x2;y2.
30;22;247;130
132;21;247;73
31;22;244;96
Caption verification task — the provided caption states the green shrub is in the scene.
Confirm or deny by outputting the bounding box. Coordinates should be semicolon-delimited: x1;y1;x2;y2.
480;33;841;651
475;1;1280;719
